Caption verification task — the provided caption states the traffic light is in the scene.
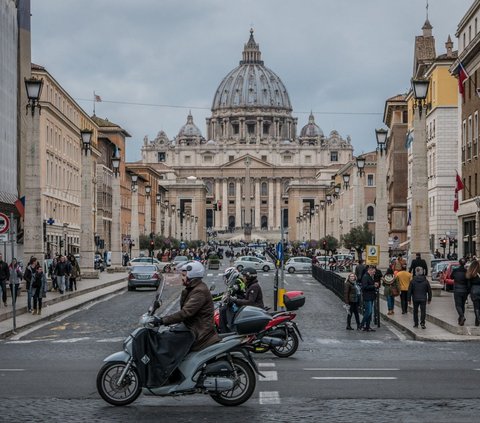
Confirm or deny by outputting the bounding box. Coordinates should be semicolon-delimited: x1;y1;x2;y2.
322;240;327;250
217;200;222;211
440;238;447;248
213;203;217;211
149;240;155;250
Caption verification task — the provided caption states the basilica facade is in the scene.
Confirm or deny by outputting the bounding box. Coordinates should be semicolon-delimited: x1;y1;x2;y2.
140;30;353;241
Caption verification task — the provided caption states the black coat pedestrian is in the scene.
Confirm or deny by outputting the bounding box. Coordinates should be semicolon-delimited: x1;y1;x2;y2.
361;272;377;301
452;265;469;294
0;260;10;281
407;275;432;303
409;258;428;276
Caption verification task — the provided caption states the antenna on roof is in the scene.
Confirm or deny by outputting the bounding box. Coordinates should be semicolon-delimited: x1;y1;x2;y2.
426;0;429;21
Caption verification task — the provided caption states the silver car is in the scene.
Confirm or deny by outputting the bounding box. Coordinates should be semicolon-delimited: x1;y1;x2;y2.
234;256;273;272
127;265;162;291
285;257;312;273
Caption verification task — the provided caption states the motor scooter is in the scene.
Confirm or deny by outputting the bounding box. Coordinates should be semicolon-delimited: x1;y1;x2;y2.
96;285;269;407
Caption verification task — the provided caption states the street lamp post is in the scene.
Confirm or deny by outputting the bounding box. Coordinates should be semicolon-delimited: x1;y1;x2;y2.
130;174;140;258
375;127;390;271
156;192;162;236
23;77;45;266
110;150;122;268
144;184;152;236
356;156;366;177
411;78;431;271
170;205;176;239
343;174;350;189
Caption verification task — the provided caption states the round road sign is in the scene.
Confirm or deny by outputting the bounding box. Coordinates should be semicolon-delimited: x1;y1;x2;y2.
0;212;10;234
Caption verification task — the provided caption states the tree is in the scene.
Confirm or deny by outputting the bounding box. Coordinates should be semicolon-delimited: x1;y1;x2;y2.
319;235;339;254
341;223;374;259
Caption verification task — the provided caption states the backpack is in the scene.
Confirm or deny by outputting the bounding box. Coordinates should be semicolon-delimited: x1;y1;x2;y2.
32;274;42;289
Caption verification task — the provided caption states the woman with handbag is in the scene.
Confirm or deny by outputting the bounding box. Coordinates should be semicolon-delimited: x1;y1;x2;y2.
382;267;399;315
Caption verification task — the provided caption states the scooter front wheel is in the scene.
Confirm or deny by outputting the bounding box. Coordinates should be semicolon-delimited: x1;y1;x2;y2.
210;358;256;406
96;361;141;406
271;329;299;358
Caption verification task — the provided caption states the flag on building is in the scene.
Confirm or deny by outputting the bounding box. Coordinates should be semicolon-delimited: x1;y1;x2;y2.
457;62;469;96
94;94;102;102
407;207;411;226
14;196;25;217
453;172;464;213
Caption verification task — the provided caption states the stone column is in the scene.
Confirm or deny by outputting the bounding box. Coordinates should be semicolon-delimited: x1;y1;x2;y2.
222;179;228;230
411;104;431;270
130;188;140;258
276;179;282;229
156;200;162;235
376;150;390;271
268;179;274;230
111;173;122;267
170;207;176;239
80;148;98;278
235;179;242;229
24;112;45;266
145;193;151;236
215;179;221;230
255;179;261;229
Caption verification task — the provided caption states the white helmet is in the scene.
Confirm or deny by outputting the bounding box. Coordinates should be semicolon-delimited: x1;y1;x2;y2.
223;267;240;286
180;261;205;279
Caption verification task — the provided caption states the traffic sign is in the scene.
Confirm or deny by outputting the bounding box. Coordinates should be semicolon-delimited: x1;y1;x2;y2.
276;242;283;261
0;212;10;234
0;233;8;242
180;242;187;249
365;244;380;266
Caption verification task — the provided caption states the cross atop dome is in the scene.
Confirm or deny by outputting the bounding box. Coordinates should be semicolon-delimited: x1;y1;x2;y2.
241;29;263;65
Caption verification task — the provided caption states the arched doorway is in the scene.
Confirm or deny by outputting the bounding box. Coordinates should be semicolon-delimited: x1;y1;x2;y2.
261;216;268;230
228;216;235;232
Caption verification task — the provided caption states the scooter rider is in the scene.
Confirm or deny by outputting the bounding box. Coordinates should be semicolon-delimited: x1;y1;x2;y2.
218;267;246;333
155;261;221;351
231;267;264;309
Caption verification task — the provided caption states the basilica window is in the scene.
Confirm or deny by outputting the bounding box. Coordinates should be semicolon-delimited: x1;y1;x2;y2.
228;182;235;196
233;123;239;135
205;180;213;194
261;155;267;162
330;151;338;162
229;155;234;162
283;155;292;163
157;152;166;162
263;123;270;135
185;155;191;164
366;206;375;221
367;174;375;187
247;123;255;135
305;155;312;163
261;182;268;196
204;155;213;163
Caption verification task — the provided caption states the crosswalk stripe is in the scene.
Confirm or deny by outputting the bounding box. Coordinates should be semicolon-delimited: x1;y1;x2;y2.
258;363;276;367
259;371;278;381
312;377;397;380
259;391;281;404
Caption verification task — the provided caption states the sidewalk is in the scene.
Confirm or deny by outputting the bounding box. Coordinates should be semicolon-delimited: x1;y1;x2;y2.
0;271;128;339
380;290;480;341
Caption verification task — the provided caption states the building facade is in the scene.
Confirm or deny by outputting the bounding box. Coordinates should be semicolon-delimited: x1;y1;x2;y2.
141;30;353;241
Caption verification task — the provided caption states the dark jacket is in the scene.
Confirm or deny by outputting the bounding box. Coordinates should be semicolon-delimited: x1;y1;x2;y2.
408;275;432;303
409;258;428;276
55;261;69;277
344;280;360;303
234;278;264;309
0;260;10;281
355;264;366;281
469;274;480;301
452;266;468;293
162;278;221;351
361;272;377;301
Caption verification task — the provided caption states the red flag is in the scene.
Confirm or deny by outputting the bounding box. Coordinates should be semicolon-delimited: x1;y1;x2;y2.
458;62;469;96
14;196;25;217
454;172;464;213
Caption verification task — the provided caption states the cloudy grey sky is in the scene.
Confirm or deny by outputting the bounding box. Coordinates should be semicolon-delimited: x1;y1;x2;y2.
31;0;472;161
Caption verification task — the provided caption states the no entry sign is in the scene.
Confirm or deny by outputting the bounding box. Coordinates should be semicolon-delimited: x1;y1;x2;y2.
0;212;10;234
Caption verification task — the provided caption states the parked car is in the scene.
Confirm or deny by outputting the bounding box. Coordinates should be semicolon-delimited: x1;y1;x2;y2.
315;256;329;268
128;257;161;267
438;261;460;291
431;260;449;281
285;257;312;273
127;264;162;291
234;256;273;272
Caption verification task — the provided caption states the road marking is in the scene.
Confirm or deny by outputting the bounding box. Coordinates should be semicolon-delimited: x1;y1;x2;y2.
316;339;342;344
258;363;276;367
259;371;278;381
304;368;400;371
305;282;315;285
312;377;397;380
259;391;281;404
0;369;25;372
207;273;213;277
297;274;303;278
359;340;383;344
52;337;91;343
6;340;41;344
96;337;125;343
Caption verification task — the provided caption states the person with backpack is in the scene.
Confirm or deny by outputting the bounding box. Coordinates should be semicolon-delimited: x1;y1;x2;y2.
23;257;37;313
31;264;47;315
408;267;432;329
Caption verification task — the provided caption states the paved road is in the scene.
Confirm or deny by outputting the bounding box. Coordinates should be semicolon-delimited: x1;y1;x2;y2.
1;259;480;422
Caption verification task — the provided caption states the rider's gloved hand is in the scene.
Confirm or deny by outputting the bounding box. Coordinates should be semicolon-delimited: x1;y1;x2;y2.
154;316;164;326
229;296;237;304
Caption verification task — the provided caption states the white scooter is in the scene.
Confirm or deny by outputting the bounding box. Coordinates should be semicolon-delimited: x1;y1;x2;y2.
96;286;271;407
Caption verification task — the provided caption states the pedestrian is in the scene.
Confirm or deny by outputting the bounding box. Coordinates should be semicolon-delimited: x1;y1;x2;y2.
409;253;428;277
466;259;480;326
49;257;58;291
452;258;469;326
55;255;69;294
354;259;366;282
395;264;412;314
68;255;81;291
344;273;361;330
8;258;22;305
360;266;378;332
23;257;37;312
0;253;10;307
408;267;432;329
31;264;47;315
382;267;399;315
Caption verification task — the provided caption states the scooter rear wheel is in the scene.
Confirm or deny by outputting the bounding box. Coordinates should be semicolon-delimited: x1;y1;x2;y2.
210;358;256;406
271;329;299;358
96;361;141;406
